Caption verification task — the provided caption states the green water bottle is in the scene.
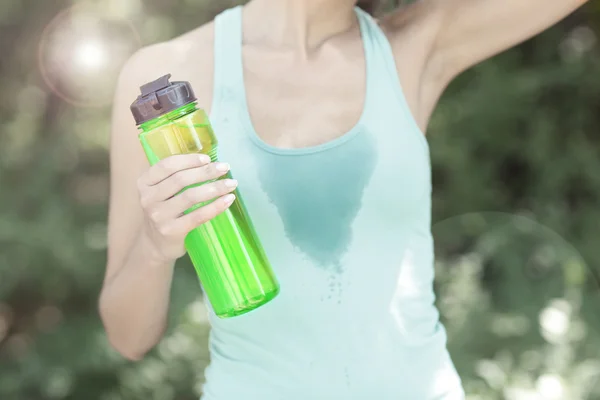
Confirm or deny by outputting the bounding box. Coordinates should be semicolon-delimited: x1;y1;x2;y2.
130;74;280;318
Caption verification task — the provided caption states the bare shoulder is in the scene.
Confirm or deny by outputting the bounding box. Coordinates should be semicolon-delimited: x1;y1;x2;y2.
116;21;216;113
108;20;217;196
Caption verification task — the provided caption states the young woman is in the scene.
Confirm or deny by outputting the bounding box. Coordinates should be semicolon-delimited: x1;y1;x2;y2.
99;0;588;398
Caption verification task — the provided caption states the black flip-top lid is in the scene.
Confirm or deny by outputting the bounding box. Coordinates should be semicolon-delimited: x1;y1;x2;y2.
130;74;197;125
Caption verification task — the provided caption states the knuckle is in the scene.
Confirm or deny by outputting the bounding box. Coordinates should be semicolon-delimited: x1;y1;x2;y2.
194;209;210;225
157;224;171;237
161;164;174;177
187;153;201;163
159;159;176;175
139;194;152;210
220;180;233;192
174;171;190;187
139;187;157;209
182;188;199;205
136;177;145;191
201;163;216;177
210;163;221;175
205;183;219;195
149;208;161;222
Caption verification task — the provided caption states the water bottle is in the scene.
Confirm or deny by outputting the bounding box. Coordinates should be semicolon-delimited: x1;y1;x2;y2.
130;74;280;318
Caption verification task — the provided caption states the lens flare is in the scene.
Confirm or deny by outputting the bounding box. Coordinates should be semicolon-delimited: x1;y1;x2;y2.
74;40;106;70
38;3;142;108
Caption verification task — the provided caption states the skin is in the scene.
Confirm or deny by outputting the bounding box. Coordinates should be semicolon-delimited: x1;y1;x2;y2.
99;0;589;361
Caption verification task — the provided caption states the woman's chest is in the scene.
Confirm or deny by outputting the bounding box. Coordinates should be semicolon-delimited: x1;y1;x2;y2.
214;113;431;269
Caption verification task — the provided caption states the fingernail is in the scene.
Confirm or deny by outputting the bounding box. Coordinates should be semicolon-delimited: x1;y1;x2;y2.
199;154;210;163
223;194;235;205
224;179;238;188
216;162;230;172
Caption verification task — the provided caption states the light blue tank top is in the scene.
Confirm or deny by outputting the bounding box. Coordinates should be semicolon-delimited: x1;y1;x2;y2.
202;6;464;400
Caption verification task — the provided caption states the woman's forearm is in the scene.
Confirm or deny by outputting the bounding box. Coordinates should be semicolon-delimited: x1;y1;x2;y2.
99;231;175;360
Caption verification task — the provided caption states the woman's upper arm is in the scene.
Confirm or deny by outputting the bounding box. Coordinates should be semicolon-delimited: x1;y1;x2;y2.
428;0;589;78
104;46;168;283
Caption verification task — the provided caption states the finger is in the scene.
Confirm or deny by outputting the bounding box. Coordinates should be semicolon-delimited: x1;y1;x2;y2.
174;193;236;233
159;179;238;220
152;161;231;201
142;154;211;186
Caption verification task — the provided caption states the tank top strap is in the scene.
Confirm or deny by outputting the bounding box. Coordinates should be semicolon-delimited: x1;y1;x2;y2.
211;6;244;119
354;8;411;114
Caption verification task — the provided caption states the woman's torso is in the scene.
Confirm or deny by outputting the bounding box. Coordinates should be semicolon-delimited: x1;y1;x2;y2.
183;6;463;400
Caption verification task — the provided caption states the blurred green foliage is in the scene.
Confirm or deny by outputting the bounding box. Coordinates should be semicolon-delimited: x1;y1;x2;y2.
1;0;599;399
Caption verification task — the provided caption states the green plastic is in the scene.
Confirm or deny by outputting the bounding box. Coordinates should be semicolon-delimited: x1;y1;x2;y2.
138;103;280;318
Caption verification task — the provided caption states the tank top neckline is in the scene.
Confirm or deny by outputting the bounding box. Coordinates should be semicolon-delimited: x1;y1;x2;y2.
217;5;376;156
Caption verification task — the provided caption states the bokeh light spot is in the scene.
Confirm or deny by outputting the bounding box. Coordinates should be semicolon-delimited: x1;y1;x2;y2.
539;299;571;343
536;374;564;400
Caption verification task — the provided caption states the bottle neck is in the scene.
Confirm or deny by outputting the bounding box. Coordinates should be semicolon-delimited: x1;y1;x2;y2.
138;102;198;133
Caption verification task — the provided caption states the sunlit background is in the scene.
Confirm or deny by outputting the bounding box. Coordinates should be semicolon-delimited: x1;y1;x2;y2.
1;0;600;399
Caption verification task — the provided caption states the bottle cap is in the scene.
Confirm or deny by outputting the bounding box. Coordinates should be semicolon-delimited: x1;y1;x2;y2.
130;74;197;125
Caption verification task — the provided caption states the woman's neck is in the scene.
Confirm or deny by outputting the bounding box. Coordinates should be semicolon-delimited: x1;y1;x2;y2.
244;0;358;57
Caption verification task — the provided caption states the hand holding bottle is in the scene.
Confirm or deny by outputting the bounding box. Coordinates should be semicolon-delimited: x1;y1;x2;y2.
137;153;237;262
